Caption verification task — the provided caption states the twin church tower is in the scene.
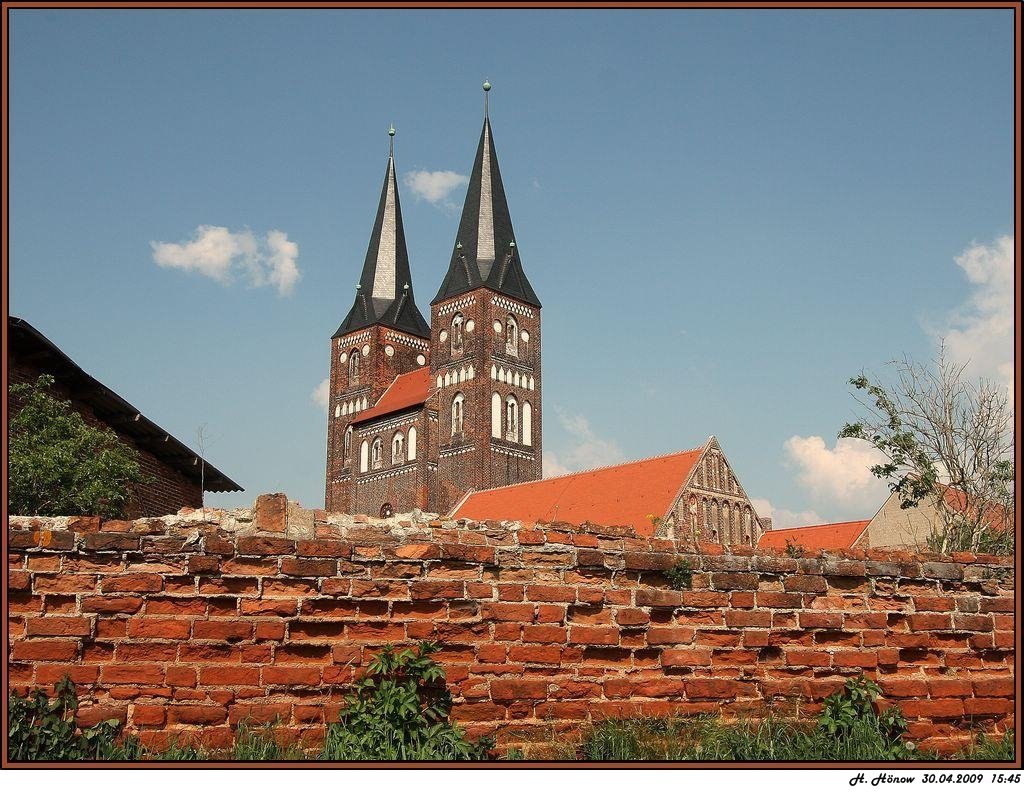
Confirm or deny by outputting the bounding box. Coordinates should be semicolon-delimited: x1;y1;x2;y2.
325;84;542;517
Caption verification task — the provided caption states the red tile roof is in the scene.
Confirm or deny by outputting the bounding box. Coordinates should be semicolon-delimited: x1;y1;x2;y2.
940;485;1010;532
353;367;431;424
449;447;705;534
756;520;870;551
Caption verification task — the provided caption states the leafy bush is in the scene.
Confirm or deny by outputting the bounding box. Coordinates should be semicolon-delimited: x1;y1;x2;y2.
784;538;806;558
817;675;910;759
8;676;139;761
320;641;494;761
9;375;146;518
664;558;693;590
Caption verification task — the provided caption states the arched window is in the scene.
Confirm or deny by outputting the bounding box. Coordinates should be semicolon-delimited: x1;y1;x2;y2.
522;402;532;446
451;314;464;356
704;498;712;534
506;315;519;356
359;440;369;473
348;350;360;383
505;395;519;442
371;437;383;470
408;426;417;460
451;392;465;436
392;432;405;465
343;426;352;461
722;502;731;543
491;392;501;438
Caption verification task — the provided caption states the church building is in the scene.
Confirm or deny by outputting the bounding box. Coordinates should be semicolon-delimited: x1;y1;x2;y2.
325;85;763;545
326;85;541;518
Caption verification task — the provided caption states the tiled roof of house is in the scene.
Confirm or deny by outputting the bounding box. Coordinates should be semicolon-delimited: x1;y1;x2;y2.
940;485;1010;532
353;366;431;424
756;520;870;551
449;447;705;533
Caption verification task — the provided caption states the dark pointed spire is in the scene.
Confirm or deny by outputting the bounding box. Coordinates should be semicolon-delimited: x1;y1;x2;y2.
432;83;541;308
334;127;430;339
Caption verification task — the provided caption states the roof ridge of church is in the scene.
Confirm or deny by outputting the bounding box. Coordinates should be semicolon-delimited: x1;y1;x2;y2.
463;445;708;498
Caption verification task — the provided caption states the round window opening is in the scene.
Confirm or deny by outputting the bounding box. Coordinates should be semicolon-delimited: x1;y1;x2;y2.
379;503;394;519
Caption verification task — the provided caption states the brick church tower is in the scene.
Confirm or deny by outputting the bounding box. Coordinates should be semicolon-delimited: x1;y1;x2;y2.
325;128;432;512
428;86;543;510
324;87;542;517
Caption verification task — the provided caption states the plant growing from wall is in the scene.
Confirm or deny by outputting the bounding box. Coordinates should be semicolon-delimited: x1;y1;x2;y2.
320;641;494;761
8;375;146;518
665;557;693;590
8;676;141;761
817;675;910;760
784;539;806;558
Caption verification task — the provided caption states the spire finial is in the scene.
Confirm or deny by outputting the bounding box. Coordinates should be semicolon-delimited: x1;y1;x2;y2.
388;123;395;157
483;79;491;118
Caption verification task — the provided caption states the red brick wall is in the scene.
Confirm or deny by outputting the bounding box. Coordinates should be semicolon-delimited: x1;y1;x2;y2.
8;362;203;518
6;499;1015;755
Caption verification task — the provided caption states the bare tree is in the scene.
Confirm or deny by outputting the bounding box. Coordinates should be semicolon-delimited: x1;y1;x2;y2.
840;344;1014;554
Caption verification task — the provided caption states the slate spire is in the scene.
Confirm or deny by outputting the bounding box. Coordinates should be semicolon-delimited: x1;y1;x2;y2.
334;128;431;339
432;84;541;308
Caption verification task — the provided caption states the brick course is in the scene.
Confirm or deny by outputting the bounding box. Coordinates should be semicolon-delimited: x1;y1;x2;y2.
6;503;1015;755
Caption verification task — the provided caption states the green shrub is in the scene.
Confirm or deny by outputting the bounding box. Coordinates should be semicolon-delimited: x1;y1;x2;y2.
8;676;140;761
664;558;693;590
320;641;494;761
817;675;910;759
8;375;147;518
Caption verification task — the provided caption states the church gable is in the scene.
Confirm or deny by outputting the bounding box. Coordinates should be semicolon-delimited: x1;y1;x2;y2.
663;437;763;546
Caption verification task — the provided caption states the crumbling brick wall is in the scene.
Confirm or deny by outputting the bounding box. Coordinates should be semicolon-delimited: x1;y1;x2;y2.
6;494;1015;754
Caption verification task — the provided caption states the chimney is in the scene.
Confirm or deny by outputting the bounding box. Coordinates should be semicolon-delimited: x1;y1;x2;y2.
758;516;773;532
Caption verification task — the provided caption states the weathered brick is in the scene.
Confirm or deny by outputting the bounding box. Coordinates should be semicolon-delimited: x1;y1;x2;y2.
102;574;163;593
26;617;91;637
128;618;191;640
84;533;140;551
81;596;144;614
490;679;549;701
784;575;827;593
12;640;79;661
711;573;759;591
568;626;620;645
661;649;712;667
192;621;253;641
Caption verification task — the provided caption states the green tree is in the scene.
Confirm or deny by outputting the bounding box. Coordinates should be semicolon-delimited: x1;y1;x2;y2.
839;347;1013;554
9;375;145;518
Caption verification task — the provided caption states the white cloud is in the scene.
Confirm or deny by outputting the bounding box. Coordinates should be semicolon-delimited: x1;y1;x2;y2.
152;225;301;296
543;408;623;478
403;170;468;207
783;435;888;514
311;377;330;412
749;497;824;530
941;235;1013;393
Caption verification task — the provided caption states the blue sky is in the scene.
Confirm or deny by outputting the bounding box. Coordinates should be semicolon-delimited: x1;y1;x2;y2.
9;9;1014;525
